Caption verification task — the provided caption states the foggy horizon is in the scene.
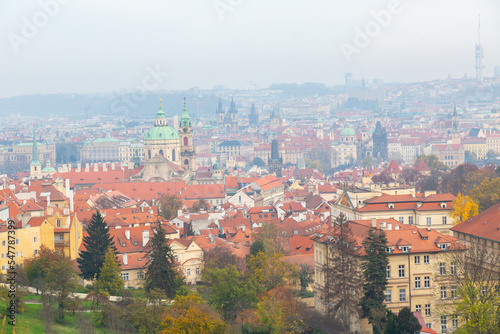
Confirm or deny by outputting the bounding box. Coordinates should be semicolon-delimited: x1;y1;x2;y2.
1;0;500;99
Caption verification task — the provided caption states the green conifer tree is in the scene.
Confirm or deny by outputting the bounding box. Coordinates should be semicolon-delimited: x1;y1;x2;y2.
77;211;116;280
98;248;124;296
144;221;183;298
360;228;389;334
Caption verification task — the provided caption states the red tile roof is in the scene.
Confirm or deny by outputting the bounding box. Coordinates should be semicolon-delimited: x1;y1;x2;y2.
451;202;500;242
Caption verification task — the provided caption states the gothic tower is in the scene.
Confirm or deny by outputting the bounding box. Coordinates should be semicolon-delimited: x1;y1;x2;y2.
216;98;224;128
372;121;388;160
179;98;196;173
249;103;259;128
268;139;283;177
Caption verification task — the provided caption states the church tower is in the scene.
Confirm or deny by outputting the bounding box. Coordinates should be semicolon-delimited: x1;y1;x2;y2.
451;105;461;144
30;129;42;180
216;98;224;129
229;97;238;132
268;139;283;177
179;98;196;172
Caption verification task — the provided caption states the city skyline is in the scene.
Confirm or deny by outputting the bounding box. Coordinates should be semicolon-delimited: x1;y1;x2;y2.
1;0;499;99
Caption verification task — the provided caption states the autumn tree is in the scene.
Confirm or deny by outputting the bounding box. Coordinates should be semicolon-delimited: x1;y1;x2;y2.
203;246;246;273
159;194;183;220
251;222;286;255
440;163;479;195
161;293;226;334
446;244;500;333
203;265;259;320
415;154;448;174
78;211;116;280
257;287;306;334
97;247;124;296
400;168;422;185
189;199;211;213
247;251;299;291
371;172;394;185
322;215;363;332
470;177;500;211
144;221;183;298
360;228;389;334
451;193;479;224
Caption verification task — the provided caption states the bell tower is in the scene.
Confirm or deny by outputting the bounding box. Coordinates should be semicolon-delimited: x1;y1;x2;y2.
179;98;196;173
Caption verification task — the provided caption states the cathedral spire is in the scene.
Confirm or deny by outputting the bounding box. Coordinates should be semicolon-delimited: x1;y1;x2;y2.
31;128;41;166
180;97;191;127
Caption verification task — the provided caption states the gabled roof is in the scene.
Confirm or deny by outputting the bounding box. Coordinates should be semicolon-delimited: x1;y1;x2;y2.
414;159;431;172
451;202;500;242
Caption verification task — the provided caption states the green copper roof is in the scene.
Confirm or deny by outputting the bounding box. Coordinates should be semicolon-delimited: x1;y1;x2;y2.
94;137;119;143
144;101;179;141
42;166;56;173
340;124;356;136
180;98;191;127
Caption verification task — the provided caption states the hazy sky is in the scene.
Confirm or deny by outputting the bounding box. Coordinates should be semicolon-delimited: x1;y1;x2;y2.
1;0;499;98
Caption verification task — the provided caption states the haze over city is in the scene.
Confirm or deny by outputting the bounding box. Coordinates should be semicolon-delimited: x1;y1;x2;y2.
1;0;499;99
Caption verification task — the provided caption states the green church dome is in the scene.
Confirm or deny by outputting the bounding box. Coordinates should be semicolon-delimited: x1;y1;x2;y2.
144;100;179;141
340;124;356;136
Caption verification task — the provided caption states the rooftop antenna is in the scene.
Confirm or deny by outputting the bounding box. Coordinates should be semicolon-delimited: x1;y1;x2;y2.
475;14;485;80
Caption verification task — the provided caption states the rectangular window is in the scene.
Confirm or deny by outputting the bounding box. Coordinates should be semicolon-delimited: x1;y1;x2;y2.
409;216;414;224
424;255;430;264
415;277;421;289
451;286;457;298
425;323;432;329
399;217;404;223
452;315;458;328
441;286;447;299
451;262;456;275
385;290;391;303
137;271;144;280
196;268;200;275
415;305;421;313
424;276;430;288
426;217;431;226
442;216;447;224
415;256;420;265
386;266;391;279
399;289;406;302
440;263;446;275
187;268;191;276
16;239;19;245
441;315;448;332
2;241;5;247
121;273;129;281
399;265;405;278
425;304;431;316
57;219;61;227
33;237;37;243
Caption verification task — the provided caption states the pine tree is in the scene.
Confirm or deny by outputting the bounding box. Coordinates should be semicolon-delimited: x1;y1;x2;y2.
144;221;183;298
98;248;124;296
360;227;389;334
77;211;116;280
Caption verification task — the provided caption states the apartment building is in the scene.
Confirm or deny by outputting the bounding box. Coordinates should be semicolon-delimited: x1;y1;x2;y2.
313;218;466;333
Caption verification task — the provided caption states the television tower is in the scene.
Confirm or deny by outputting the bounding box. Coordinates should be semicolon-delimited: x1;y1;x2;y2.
475;15;485;80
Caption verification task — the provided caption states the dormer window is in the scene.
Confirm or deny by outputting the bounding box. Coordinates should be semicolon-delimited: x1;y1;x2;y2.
438;244;449;250
385;247;394;253
440;202;447;208
388;203;395;209
400;246;410;253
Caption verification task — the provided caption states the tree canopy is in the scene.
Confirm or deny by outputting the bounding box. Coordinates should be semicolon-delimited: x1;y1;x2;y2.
159;195;183;220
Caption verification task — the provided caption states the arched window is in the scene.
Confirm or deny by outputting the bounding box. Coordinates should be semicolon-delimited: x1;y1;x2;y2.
184;159;189;165
148;150;151;159
159;149;164;157
172;149;175;161
183;137;188;146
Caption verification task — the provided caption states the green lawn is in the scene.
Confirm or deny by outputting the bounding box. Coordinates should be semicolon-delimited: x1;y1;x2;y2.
0;297;104;334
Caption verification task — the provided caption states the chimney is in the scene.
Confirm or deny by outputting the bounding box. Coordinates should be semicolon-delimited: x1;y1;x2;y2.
76;163;81;172
387;223;392;231
68;163;72;171
63;207;69;215
46;194;50;208
47;205;53;216
111;163;115;171
85;163;89;172
93;163;98;172
123;253;128;266
65;179;70;198
371;218;377;228
125;230;130;240
142;230;149;247
177;209;183;217
103;163;107;172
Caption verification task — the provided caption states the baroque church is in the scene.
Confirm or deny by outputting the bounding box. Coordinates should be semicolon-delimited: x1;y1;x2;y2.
135;99;196;182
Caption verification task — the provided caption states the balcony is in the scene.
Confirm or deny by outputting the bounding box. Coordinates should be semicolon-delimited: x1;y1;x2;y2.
54;240;70;246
